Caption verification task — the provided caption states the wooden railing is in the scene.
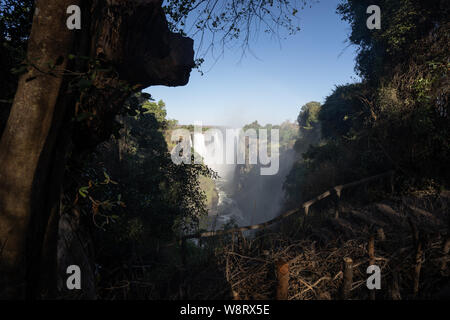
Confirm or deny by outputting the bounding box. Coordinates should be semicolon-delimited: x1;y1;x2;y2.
182;170;395;240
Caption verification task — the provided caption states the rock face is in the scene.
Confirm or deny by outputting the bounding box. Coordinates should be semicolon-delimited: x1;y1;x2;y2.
55;0;196;299
71;0;195;150
94;0;195;88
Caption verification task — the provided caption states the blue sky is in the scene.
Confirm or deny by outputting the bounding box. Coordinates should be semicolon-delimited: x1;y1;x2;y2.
146;0;360;127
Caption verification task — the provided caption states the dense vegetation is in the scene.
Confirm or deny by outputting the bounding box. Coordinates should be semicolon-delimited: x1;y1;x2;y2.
284;0;449;207
68;97;216;298
0;0;33;133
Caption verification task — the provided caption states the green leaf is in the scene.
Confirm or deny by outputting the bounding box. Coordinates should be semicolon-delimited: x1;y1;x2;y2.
78;186;89;198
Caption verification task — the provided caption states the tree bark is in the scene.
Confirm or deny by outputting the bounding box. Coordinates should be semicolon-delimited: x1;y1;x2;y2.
341;257;353;300
0;0;194;299
275;259;289;300
0;0;79;299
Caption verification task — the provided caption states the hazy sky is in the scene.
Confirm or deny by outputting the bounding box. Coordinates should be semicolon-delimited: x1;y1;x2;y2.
146;0;360;127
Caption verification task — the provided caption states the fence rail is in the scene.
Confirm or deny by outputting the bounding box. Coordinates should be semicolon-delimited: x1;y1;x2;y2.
182;170;394;240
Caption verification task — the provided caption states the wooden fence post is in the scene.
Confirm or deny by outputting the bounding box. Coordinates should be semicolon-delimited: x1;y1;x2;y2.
408;218;423;298
341;257;353;300
377;228;386;241
239;231;247;253
275;259;290;300
302;206;309;230
334;188;342;219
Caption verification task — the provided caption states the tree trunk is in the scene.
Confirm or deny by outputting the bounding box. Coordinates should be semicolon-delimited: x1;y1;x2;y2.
0;0;79;299
0;0;194;299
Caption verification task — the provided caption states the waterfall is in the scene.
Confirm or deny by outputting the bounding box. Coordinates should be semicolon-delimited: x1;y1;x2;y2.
193;130;224;170
189;127;293;233
193;132;207;162
192;129;248;229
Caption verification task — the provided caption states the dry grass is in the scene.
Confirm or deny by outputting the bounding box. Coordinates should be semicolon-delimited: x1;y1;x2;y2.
213;192;449;300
